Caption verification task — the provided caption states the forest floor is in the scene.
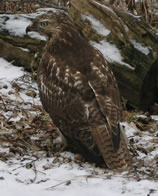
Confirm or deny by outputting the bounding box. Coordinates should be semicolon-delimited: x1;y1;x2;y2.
0;58;158;196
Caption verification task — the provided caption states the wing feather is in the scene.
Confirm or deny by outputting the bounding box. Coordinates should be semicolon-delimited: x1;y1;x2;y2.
88;50;122;146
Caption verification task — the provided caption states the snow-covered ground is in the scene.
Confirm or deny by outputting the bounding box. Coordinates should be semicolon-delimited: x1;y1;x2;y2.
0;59;158;196
0;155;157;196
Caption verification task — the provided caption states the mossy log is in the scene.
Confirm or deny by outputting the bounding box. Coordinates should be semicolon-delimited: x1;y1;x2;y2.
0;32;45;71
68;0;158;110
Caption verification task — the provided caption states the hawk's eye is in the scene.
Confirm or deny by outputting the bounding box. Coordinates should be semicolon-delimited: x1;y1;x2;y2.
40;21;48;27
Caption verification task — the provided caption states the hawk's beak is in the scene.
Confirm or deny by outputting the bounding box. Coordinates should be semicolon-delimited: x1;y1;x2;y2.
26;23;33;34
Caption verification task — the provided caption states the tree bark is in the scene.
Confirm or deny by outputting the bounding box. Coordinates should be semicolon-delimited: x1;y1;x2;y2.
0;32;45;71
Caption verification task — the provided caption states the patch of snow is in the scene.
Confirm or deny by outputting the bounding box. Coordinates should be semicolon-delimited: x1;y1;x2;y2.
136;114;147;119
0;58;24;81
122;121;158;161
4;16;31;37
91;40;134;70
37;8;60;14
27;31;46;41
0;148;10;153
82;14;110;36
126;12;142;19
151;115;158;121
18;47;30;52
93;1;116;16
0;58;40;108
130;39;151;55
135;0;143;3
0;8;58;40
120;122;138;138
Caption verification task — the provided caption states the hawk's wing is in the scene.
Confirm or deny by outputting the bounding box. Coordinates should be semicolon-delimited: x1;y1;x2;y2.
87;49;122;149
86;50;131;169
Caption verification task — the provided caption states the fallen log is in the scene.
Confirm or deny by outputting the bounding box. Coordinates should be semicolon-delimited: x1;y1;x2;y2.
68;0;158;110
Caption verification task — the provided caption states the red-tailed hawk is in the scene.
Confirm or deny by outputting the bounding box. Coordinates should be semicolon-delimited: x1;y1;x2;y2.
26;12;131;170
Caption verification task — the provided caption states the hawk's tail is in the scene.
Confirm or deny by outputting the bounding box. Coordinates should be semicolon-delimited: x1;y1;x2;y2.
92;126;132;170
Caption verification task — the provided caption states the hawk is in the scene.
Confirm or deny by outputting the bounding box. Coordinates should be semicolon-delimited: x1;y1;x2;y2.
26;12;131;170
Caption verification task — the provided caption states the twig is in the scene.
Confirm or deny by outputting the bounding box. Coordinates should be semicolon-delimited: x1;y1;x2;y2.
37;1;68;11
31;162;37;183
46;180;72;190
0;95;7;111
46;174;114;190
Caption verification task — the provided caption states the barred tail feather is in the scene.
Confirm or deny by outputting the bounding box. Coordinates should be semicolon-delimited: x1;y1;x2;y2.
91;127;132;170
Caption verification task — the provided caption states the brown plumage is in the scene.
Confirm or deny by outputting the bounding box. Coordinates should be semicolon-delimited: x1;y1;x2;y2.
26;11;131;170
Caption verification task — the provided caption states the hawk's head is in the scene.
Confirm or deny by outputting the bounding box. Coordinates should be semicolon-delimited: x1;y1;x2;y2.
26;11;87;52
26;12;71;38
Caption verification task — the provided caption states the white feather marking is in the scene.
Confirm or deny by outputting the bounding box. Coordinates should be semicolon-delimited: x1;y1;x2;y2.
101;64;105;69
64;76;69;84
49;61;57;77
53;62;57;68
74;72;81;80
64;68;70;84
74;80;82;87
39;75;53;97
73;71;82;88
57;87;62;95
85;104;89;119
63;68;73;87
105;66;109;72
65;68;70;76
56;67;60;77
74;71;81;76
74;75;81;80
92;65;105;79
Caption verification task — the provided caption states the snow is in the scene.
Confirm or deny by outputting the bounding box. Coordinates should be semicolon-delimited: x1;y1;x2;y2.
130;39;151;55
93;0;116;16
0;58;40;105
82;14;110;36
4;16;31;37
152;116;158;121
0;58;24;81
91;40;134;70
0;59;158;196
0;156;158;196
0;7;58;40
82;12;134;70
